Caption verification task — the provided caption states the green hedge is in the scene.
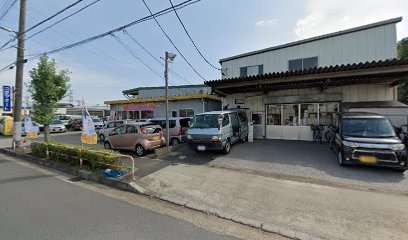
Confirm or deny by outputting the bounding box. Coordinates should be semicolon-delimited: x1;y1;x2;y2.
30;142;129;172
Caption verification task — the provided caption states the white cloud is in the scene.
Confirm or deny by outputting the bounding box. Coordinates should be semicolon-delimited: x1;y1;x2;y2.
294;0;408;40
255;19;278;27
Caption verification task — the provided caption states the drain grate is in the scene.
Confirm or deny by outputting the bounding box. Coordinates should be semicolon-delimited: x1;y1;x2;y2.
67;176;82;182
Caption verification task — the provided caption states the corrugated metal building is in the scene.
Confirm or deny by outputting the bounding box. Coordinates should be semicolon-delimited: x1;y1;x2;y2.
105;85;221;120
206;17;408;141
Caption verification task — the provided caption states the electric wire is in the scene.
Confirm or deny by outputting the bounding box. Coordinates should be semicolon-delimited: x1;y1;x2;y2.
123;29;196;86
168;0;220;70
142;0;206;81
0;0;200;73
0;0;84;50
26;0;102;41
0;0;17;22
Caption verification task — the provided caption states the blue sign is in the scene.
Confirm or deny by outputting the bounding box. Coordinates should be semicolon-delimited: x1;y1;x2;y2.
3;85;11;112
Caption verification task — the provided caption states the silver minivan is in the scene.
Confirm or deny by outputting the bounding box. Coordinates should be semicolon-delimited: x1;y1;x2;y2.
148;117;191;145
98;120;135;141
187;110;249;154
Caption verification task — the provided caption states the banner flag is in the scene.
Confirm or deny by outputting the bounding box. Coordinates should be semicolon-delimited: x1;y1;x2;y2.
81;104;97;144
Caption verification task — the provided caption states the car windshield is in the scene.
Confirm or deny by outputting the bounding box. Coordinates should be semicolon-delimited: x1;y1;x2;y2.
92;119;101;122
59;116;70;120
51;120;62;124
190;114;220;129
341;118;396;138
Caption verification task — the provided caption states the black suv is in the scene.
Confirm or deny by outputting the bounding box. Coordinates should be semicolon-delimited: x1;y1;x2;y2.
327;112;407;172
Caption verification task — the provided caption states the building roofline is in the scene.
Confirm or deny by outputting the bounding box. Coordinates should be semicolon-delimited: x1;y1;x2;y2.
219;17;403;63
104;93;221;105
122;84;208;95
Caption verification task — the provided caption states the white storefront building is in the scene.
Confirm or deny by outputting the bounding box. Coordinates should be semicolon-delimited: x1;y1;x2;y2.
206;17;408;141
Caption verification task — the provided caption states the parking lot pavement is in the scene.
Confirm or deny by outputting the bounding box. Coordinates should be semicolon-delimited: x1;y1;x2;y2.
165;140;408;194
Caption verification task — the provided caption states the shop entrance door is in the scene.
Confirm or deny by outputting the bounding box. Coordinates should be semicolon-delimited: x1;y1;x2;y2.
251;112;264;139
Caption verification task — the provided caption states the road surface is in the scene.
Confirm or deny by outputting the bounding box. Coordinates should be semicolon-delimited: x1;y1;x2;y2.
0;154;262;240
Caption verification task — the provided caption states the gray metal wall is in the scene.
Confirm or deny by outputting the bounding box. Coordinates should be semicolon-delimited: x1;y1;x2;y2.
221;23;397;79
139;86;211;98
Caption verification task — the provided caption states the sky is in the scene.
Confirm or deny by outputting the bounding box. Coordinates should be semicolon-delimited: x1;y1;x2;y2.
0;0;407;106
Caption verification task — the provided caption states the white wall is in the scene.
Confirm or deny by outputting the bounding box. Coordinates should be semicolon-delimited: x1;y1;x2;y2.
223;83;395;113
221;24;397;79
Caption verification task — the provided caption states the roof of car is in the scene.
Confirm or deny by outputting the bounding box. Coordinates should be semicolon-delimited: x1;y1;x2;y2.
336;112;386;118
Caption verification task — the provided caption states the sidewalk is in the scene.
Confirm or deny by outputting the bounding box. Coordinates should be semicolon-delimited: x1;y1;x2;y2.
137;164;408;240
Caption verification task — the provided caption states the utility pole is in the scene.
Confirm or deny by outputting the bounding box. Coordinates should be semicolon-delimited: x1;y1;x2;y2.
164;51;176;151
13;0;27;148
164;52;170;151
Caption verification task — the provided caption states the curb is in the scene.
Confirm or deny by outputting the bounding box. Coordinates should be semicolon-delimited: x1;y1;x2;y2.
141;191;321;240
0;148;143;194
0;148;316;240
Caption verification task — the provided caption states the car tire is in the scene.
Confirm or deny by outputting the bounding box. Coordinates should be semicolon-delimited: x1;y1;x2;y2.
329;139;333;150
338;150;346;166
171;138;180;146
135;144;145;156
223;140;231;154
104;142;112;150
99;134;105;142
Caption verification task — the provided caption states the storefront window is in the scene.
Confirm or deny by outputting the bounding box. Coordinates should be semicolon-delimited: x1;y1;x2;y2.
300;103;318;126
252;113;262;125
122;111;127;120
129;111;134;120
141;110;153;119
179;109;195;118
266;105;281;125
282;104;299;126
319;102;338;126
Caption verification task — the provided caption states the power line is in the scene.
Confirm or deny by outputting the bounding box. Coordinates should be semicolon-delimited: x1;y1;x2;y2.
25;0;102;41
168;0;220;70
0;0;200;73
113;33;194;96
0;0;17;22
142;0;206;81
0;0;84;50
122;29;196;86
25;0;84;34
111;33;164;80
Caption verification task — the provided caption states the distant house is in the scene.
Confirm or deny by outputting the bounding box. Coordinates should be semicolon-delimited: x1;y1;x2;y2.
105;84;221;120
205;17;408;140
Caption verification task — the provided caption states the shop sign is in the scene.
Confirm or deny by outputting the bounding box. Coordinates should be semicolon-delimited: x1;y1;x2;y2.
122;102;155;111
3;85;11;112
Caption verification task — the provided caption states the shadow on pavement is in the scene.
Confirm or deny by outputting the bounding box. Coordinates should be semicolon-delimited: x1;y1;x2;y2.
165;140;407;187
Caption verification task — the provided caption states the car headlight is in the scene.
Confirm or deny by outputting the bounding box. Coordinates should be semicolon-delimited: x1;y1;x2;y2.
187;135;192;140
391;144;405;151
342;141;359;148
211;135;222;140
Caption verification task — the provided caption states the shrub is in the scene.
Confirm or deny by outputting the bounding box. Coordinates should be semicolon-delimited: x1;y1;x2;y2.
30;141;128;173
31;142;48;158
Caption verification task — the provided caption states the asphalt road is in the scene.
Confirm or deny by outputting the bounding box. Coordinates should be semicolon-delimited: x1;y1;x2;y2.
0;155;238;240
166;139;408;194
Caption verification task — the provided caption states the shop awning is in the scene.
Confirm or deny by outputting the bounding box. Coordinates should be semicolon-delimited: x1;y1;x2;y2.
205;58;408;95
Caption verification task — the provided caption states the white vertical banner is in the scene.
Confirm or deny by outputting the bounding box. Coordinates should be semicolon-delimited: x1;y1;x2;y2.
81;100;97;144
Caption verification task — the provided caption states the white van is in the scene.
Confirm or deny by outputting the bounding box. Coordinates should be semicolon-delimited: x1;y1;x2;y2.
187;110;248;154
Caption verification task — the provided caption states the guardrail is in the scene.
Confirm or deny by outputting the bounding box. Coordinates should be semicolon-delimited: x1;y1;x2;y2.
34;141;136;180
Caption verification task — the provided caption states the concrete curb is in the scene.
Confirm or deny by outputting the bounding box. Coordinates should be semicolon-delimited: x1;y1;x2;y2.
141;190;322;240
0;148;317;240
0;148;143;194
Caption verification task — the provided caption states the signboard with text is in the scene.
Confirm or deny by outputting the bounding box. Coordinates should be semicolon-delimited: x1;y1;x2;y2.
3;85;11;112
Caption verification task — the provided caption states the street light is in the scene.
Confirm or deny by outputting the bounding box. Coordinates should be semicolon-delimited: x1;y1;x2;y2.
165;52;176;151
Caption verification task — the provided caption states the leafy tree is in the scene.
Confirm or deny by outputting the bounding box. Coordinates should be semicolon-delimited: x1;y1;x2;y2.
397;38;408;104
28;55;70;142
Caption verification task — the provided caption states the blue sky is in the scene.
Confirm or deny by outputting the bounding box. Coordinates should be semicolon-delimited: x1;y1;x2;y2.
0;0;407;105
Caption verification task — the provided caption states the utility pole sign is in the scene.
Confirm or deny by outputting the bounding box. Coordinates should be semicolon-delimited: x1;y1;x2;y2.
3;85;11;112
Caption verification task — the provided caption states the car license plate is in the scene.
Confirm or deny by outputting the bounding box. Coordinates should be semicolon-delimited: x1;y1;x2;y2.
197;145;206;151
359;156;377;163
153;136;160;141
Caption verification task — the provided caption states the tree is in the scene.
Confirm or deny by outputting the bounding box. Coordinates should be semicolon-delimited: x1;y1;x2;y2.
397;38;408;104
28;55;70;142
